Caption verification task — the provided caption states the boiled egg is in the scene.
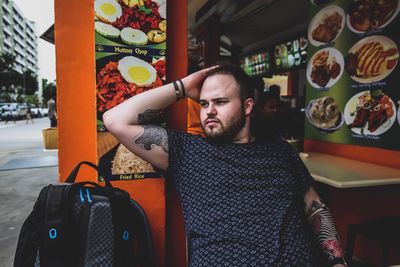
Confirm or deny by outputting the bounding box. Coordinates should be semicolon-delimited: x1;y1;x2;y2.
95;0;122;23
118;56;157;87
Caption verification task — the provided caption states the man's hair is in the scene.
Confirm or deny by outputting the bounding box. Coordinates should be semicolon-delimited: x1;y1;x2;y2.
206;63;254;103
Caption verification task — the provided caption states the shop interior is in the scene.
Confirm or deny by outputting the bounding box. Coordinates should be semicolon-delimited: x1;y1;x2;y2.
186;0;400;266
188;0;311;143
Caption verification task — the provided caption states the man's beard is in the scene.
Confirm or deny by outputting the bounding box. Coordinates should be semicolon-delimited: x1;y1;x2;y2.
202;108;246;143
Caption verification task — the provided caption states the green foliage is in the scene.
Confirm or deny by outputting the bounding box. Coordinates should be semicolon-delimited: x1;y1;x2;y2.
42;79;56;103
0;52;16;72
25;94;40;106
0;53;39;102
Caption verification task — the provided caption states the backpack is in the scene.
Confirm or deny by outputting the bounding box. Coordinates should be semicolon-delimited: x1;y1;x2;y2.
13;161;155;267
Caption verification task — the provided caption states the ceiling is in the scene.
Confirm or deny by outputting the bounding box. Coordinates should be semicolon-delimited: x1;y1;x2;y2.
188;0;309;55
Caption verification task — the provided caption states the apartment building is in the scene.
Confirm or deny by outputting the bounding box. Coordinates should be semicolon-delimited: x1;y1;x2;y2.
0;0;38;75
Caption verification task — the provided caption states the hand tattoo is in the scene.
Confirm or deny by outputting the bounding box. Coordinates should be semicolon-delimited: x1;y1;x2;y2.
134;125;168;153
138;109;163;124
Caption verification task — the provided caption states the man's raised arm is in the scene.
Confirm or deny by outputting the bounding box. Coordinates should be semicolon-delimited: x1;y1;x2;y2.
102;67;214;172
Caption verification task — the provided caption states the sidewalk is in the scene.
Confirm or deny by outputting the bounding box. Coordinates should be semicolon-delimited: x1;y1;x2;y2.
0;166;58;266
0;117;59;266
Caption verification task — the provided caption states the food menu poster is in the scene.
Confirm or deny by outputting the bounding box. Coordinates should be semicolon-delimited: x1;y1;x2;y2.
95;0;167;181
304;0;400;151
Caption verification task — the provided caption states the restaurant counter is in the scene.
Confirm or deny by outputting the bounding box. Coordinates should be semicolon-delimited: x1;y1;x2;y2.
301;152;400;265
302;152;400;188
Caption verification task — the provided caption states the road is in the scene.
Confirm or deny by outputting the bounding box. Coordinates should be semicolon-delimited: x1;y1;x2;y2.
0;117;58;266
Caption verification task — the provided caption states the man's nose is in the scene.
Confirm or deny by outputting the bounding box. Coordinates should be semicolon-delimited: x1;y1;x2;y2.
206;103;217;116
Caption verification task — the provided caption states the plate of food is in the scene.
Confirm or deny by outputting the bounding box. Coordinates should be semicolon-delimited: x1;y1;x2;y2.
307;47;344;89
308;5;345;47
347;0;400;33
306;96;344;133
94;0;166;46
346;35;399;83
344;90;396;135
96;55;165;113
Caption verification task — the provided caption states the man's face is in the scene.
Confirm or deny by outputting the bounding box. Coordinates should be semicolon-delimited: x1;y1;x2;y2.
199;74;246;141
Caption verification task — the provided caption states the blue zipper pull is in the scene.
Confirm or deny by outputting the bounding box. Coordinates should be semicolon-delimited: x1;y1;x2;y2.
79;188;85;203
86;188;92;203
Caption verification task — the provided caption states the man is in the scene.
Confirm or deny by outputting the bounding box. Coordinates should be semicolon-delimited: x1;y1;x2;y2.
103;64;347;266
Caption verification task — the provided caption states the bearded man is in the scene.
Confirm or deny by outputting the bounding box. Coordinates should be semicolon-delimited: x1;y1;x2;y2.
103;64;347;267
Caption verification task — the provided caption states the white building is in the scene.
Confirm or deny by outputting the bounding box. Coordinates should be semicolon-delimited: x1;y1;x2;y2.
0;0;38;75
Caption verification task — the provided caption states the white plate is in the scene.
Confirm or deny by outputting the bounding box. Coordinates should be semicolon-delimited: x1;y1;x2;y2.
308;5;345;47
344;91;396;136
347;35;399;83
346;0;400;34
398;105;400;126
305;98;344;132
306;47;344;89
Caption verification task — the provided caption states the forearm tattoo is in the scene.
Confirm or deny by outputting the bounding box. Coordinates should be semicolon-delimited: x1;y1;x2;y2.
138;109;163;124
134;125;168;153
307;200;347;266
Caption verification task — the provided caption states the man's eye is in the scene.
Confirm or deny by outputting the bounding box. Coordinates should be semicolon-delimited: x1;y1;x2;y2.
200;102;208;108
216;101;227;105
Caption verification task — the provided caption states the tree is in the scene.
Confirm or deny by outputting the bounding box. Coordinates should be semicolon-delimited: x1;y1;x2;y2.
42;79;56;104
0;52;16;72
0;53;39;102
23;69;38;95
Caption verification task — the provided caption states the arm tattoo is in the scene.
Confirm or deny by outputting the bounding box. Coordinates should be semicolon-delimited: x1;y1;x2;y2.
307;200;347;266
134;125;168;153
138;109;163;124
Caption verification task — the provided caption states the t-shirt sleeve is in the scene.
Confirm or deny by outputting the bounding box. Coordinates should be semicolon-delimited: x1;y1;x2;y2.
286;143;315;195
165;129;185;178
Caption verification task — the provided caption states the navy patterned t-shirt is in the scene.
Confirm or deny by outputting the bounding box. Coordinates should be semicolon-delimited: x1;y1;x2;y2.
166;129;320;267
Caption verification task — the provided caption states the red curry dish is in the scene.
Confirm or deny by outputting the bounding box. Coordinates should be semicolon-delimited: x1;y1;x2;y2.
97;61;163;112
113;0;162;32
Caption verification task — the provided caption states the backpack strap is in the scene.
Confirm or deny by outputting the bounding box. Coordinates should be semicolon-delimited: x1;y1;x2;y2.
104;187;137;267
14;185;52;267
130;198;155;267
39;185;74;267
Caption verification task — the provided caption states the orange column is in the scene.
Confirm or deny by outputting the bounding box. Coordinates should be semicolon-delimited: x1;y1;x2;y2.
55;0;97;181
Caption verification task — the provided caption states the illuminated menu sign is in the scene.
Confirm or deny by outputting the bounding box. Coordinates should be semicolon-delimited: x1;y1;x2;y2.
273;36;308;71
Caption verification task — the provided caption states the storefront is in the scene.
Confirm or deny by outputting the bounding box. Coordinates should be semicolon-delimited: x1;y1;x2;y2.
54;0;400;266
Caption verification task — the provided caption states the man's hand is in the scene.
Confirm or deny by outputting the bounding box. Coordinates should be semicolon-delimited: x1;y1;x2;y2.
181;65;218;102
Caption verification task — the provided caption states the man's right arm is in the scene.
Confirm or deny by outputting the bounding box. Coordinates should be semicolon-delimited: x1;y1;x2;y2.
103;82;177;172
103;67;215;172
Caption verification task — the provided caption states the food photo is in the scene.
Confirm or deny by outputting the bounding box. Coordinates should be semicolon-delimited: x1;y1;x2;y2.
346;0;399;33
306;96;344;133
344;89;396;135
96;55;165;131
307;47;344;89
308;5;345;47
346;35;399;83
94;0;166;46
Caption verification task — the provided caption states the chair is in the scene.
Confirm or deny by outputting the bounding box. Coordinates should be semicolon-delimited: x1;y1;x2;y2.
345;216;400;266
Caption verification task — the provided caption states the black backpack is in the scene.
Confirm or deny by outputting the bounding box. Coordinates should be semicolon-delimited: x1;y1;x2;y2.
14;161;155;267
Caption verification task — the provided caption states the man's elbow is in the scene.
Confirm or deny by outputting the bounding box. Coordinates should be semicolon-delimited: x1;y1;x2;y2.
103;110;120;134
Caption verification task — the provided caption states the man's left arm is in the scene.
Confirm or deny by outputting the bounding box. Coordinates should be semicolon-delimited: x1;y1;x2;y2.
304;187;348;267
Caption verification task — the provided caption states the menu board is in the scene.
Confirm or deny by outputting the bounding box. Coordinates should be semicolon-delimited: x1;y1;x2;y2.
240;52;271;76
304;0;400;151
273;36;308;71
94;0;167;181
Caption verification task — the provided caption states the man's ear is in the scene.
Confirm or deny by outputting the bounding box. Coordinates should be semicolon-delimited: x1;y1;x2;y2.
244;98;254;116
